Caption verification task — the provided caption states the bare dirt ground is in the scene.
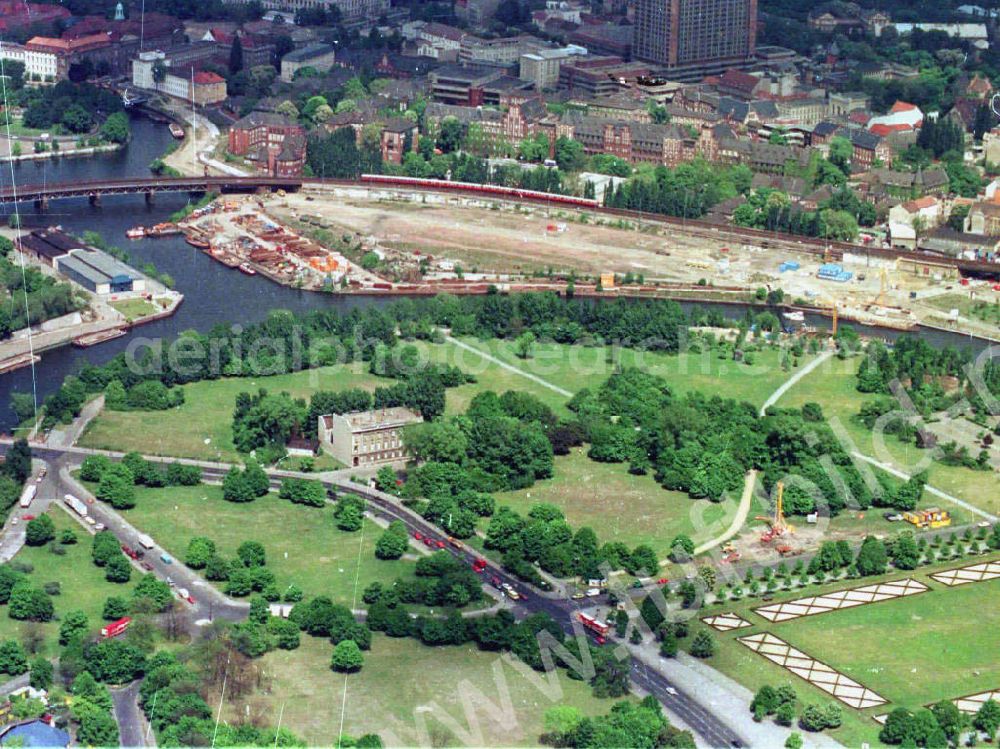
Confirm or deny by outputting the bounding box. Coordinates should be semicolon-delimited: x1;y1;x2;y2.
270;189;980;335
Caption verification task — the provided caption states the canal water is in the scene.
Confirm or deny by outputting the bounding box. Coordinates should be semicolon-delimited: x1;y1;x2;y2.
0;112;992;432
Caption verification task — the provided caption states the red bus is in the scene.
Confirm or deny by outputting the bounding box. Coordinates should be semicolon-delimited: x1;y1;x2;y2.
100;617;131;638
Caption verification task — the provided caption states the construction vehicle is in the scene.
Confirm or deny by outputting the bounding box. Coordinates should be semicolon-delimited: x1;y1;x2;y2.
756;481;794;543
902;507;951;529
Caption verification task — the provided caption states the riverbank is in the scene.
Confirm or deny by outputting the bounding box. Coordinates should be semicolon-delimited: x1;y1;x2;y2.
0;291;184;373
0;142;124;164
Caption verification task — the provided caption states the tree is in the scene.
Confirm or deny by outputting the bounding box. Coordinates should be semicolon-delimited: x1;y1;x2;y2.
669;534;695;561
83;638;147;683
514;331;536;359
0;640;27;675
554;136;584;171
279;477;326;507
689;630;715;658
7;584;52;622
974;699;1000;739
59;610;89;645
29;657;52;690
331;639;364;672
3;439;31;483
891;532;921;570
102;596;129;621
105;555;132;584
185;537;216;569
229;35;244;74
374;521;408;560
100;112;130;144
855;535;887;576
785;733;803;749
222;466;254;503
237;541;266;568
24;515;55;547
96;464;136;509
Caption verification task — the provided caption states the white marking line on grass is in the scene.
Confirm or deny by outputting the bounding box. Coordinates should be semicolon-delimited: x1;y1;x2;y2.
931;561;1000;587
953;689;1000;714
738;632;888;709
444;335;573;398
753;578;929;623
701;612;753;632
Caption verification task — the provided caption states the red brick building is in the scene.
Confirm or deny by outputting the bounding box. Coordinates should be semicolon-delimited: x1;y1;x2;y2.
228;112;307;177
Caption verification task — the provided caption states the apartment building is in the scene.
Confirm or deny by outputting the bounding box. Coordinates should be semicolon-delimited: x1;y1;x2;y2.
318;407;422;467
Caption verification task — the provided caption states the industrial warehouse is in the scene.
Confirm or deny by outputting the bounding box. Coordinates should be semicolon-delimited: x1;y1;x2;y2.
16;228;147;294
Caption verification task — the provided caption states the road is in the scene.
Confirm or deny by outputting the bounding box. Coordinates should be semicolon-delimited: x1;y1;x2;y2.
13;442;751;749
111;680;153;748
692;469;758;557
758;350;835;418
443;335;574;398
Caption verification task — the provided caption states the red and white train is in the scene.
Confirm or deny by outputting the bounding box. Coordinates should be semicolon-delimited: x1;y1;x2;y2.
360;174;600;209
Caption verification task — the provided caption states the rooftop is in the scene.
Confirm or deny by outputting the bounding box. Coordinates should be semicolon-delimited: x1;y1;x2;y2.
283;43;336;62
323;407;423;433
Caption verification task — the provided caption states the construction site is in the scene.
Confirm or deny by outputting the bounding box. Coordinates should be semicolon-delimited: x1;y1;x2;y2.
180;184;999;340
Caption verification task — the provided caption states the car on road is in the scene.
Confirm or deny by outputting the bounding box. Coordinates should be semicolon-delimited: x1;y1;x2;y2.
978;520;991;528
571;592;585;599
657;577;669;585
434;540;446;549
665;687;678;696
160;553;173;565
413;532;423;541
166;577;175;587
448;537;463;549
883;512;903;522
21;515;34;521
585;588;601;597
10;518;17;526
94;523;106;531
141;561;153;571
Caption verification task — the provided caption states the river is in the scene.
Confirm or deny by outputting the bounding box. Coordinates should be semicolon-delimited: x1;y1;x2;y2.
0;112;992;433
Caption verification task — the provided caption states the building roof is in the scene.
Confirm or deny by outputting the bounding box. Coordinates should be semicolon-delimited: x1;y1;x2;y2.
813;121;839;137
283;42;336;62
323;407;423;433
193;71;225;85
233;111;301;130
901;196;939;212
716;68;760;97
58;249;141;286
0;720;70;748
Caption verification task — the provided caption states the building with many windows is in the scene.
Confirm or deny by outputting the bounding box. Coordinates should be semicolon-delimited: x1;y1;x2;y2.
633;0;758;80
318;407;422;467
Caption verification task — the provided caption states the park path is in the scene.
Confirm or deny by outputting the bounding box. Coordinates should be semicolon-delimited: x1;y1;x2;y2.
691;470;758;558
758;350;835;417
686;351;834;559
851;451;998;522
444;335;574;398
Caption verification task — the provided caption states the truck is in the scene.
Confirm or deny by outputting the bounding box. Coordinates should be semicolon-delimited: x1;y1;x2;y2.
136;534;155;550
100;617;131;639
18;485;36;509
64;494;88;517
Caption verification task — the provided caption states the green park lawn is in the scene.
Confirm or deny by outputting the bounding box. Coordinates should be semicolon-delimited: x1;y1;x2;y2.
775;354;1000;517
454;337;810;409
119;484;415;607
494;448;730;559
236;634;616;746
0;509;135;655
109;298;158;322
696;552;1000;749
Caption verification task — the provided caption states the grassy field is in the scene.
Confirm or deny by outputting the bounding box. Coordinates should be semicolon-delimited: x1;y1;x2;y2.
454;337;809;409
119;485;415;607
240;634;616;746
696;552;1000;748
495;448;730;558
0;509;135;655
109;298;158;322
78;341;568;462
924;292;1000;325
775;354;1000;517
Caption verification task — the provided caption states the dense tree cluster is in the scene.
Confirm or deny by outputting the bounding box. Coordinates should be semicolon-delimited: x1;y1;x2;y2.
541;698;695;748
17;81;122;131
603;159;750;219
570;368;899;517
0;239;83;340
104;379;184;411
139;650;304;747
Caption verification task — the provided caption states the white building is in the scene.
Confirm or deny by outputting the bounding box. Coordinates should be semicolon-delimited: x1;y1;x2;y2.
241;0;390;23
318;407;422;467
888;196;943;249
519;45;587;89
892;23;989;49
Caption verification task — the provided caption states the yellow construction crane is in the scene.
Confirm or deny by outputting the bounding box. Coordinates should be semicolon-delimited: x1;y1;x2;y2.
756;481;794;541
